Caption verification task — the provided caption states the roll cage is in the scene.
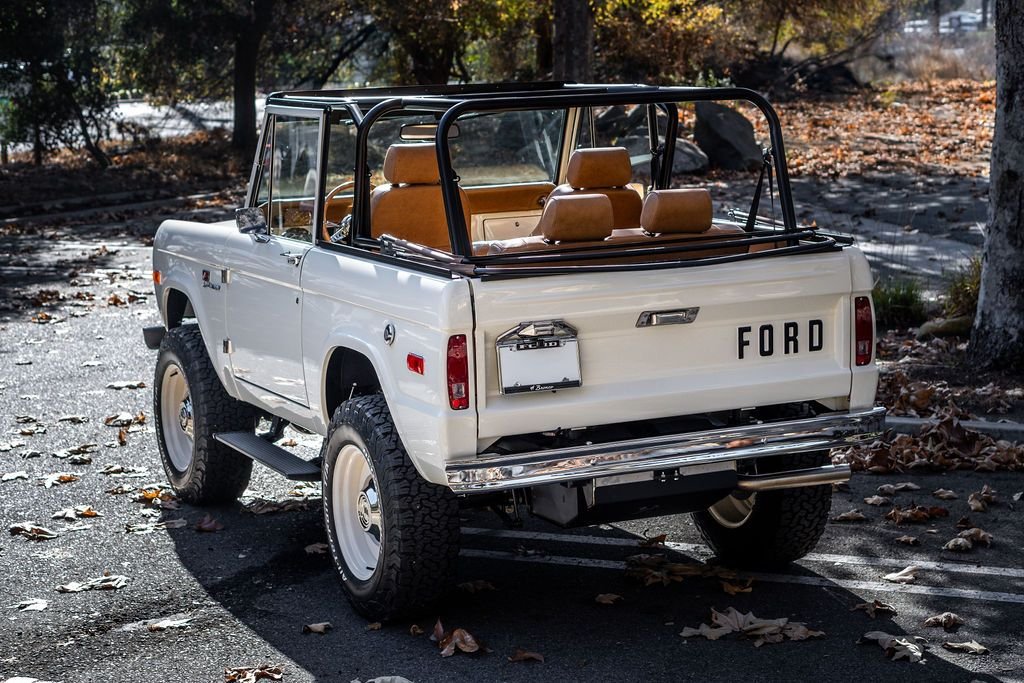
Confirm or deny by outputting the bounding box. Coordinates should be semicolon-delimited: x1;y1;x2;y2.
255;82;848;276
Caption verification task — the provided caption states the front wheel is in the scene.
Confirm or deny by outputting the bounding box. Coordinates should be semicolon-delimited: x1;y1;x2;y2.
692;451;833;568
153;325;254;504
321;394;460;621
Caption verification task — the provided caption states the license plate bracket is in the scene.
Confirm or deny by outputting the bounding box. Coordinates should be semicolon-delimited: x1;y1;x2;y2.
496;320;582;395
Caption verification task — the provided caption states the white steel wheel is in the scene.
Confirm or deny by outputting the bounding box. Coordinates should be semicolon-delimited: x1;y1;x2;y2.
707;492;757;529
160;362;194;473
331;444;383;581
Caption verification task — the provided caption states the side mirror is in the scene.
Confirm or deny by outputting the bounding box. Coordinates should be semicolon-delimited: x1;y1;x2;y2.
235;207;268;235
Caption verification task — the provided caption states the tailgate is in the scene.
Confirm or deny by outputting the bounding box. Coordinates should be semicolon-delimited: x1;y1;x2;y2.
469;252;854;443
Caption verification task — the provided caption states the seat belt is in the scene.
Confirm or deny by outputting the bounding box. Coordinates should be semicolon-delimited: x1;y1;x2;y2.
743;148;774;233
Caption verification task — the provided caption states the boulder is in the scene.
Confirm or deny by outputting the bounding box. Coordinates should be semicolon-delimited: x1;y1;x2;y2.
671;139;709;175
694;101;763;171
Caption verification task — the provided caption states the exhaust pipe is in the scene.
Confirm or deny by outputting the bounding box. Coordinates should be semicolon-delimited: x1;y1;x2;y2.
735;464;851;492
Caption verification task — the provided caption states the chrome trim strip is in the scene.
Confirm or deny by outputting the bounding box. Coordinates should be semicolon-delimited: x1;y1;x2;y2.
447;407;884;492
735;464;852;491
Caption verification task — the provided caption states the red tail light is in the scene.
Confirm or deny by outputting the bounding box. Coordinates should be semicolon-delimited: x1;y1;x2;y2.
854;296;873;366
446;334;469;410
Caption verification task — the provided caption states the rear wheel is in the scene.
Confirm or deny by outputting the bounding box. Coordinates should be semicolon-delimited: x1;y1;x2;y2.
153;325;254;503
692;451;833;568
321;394;460;621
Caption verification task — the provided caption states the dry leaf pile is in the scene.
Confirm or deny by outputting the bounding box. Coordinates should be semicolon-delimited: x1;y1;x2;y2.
680;607;823;647
624;553;726;586
833;413;1024;473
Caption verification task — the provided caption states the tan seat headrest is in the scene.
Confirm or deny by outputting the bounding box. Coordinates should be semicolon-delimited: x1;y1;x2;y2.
382;144;440;185
641;188;713;234
566;147;632;189
538;194;614;242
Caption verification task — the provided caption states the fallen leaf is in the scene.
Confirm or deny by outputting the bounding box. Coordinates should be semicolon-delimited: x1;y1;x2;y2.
955;516;973;529
409;624;425;636
864;495;892;506
304;542;329;555
967;484;997;512
595;593;623;605
125;519;187;535
895;535;919;545
366;622;382;631
10;522;59;541
833;509;867;522
441;628;480;657
943;537;972;552
2;471;29;482
680;607;823;646
877;482;921;496
860;631;926;662
57;415;89;424
457;580;496;594
885;505;949;525
14;415;38;424
942;640;988;655
10;598;48;611
117;428;128;446
923;612;964;631
102;464;149;477
148;617;193;631
958;527;993;547
852;599;898;619
57;574;129;592
640;533;668;547
38;472;80;488
106;381;146;390
1013;491;1022;502
103;412;135;427
224;664;284;682
932;488;958;500
195;514;223;532
302;622;333;635
508;648;545;663
721;579;754;595
882;566;918;583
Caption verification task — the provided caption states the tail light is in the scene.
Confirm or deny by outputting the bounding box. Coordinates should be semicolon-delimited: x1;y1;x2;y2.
854;296;873;366
446;334;469;410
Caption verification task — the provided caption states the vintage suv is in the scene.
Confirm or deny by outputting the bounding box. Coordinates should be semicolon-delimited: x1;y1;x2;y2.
144;82;883;621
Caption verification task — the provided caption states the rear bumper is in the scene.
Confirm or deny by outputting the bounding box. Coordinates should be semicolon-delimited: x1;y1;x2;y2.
446;406;885;493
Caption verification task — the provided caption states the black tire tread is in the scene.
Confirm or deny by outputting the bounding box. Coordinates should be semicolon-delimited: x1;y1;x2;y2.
322;394;459;621
692;451;832;568
154;325;254;504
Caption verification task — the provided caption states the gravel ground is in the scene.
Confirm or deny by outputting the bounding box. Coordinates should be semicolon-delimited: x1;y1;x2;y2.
1;200;1021;683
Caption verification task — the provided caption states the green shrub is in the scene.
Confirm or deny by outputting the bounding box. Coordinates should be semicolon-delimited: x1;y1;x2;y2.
944;254;982;319
873;279;927;330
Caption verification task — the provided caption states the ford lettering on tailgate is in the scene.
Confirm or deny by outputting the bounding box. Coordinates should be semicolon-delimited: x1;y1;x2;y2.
738;320;824;359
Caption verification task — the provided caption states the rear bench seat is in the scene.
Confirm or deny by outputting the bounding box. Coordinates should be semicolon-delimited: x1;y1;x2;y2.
476;188;748;258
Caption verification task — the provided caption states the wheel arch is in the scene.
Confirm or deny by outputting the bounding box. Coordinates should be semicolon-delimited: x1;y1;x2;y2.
164;287;196;328
322;345;383;420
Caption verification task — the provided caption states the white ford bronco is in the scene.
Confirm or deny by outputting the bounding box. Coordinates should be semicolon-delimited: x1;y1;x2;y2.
144;82;883;621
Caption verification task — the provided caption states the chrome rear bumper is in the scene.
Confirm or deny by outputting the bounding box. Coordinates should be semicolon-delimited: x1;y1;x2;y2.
447;406;885;493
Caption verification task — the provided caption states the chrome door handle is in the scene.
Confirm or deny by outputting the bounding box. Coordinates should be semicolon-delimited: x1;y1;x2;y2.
280;251;303;266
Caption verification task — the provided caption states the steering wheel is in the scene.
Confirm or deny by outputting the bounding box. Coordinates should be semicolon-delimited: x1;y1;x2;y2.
324;179;356;205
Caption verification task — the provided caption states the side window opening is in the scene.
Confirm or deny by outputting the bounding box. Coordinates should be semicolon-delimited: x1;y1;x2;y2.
252;113;322;244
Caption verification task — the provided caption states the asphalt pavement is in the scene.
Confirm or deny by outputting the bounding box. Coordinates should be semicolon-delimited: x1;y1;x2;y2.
1;204;1021;683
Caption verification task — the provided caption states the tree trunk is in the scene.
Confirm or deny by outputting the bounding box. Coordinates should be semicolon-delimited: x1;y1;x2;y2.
969;0;1024;370
552;0;594;82
232;34;259;152
32;124;43;166
534;12;553;78
982;0;990;30
931;0;941;36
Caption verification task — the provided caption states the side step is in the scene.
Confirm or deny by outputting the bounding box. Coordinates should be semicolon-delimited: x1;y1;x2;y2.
214;432;321;481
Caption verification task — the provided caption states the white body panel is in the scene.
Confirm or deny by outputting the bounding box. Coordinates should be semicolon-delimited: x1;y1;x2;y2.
153;216;877;487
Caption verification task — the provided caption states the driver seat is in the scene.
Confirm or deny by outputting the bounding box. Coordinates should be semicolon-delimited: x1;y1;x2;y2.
370;144;471;252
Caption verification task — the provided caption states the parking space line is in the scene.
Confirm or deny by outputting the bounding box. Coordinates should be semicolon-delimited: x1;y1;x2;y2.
463;527;1024;580
461;549;1024;605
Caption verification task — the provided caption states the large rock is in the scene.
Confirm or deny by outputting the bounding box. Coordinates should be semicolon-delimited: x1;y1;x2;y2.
671;139;709;175
694;101;763;171
916;316;973;340
619;136;709;177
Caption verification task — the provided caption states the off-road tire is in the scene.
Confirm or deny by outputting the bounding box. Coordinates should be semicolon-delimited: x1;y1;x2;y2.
321;394;460;621
153;325;254;503
692;451;832;568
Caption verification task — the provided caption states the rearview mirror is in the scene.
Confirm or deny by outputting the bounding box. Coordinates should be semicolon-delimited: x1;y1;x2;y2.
235;207;268;235
400;123;460;141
